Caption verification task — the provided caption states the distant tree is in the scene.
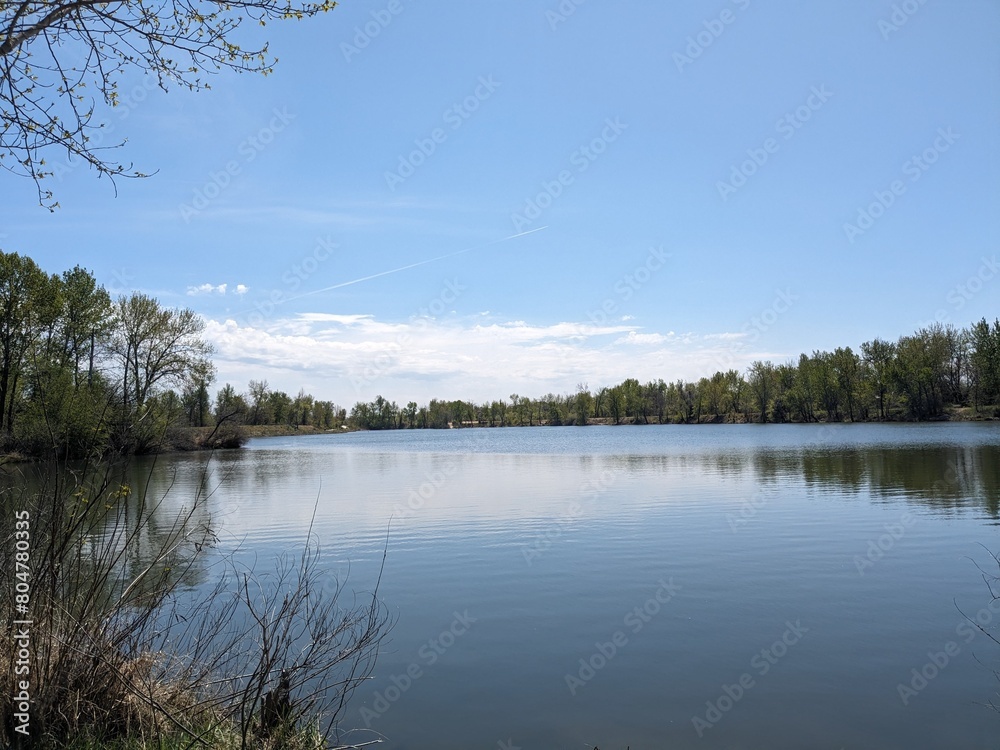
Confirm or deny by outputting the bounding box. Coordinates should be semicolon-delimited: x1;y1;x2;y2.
689;379;704;423
508;393;522;426
723;370;746;422
970;318;1000;409
574;383;591;426
790;353;817;422
426;399;451;429
678;380;696;423
58;266;112;386
861;338;896;420
811;352;841;421
374;395;395;428
831;347;860;421
771;363;797;423
349;401;372;430
291;389;314;425
543;394;562;426
593;387;608;421
311;399;335;429
181;374;213;427
648;379;667;424
703;373;726;419
636;381;656;424
532;397;544;426
247;379;272;425
491;399;507;427
214;383;246;425
607;385;624;425
748;360;775;423
941;324;970;405
268;389;293;425
893;327;949;419
616;378;640;423
0;252;60;433
110;293;214;413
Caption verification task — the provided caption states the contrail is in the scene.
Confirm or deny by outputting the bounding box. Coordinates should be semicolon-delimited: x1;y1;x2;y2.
283;226;547;303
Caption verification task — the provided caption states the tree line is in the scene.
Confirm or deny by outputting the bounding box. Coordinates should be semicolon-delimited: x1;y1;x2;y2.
348;320;1000;429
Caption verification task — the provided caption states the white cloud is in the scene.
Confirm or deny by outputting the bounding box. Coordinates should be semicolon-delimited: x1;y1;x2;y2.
201;313;769;404
187;283;227;296
615;331;670;345
704;331;747;341
186;282;249;296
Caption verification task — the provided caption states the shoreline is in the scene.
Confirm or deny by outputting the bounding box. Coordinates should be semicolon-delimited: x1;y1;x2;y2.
246;408;999;436
3;411;995;465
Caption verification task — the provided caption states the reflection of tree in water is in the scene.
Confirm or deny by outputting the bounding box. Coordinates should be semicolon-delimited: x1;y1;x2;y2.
120;460;217;591
803;446;1000;514
701;445;1000;516
1;460;213;612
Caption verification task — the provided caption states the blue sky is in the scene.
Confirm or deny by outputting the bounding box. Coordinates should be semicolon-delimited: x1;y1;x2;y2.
3;0;999;406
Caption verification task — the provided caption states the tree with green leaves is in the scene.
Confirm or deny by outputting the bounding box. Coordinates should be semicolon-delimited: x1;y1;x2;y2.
292;388;315;425
771;363;797;423
16;265;115;456
606;384;624;425
970;318;1000;409
748;360;775;423
111;292;214;414
703;372;726;419
182;372;213;427
892;326;950;419
723;369;746;422
56;265;112;385
861;338;896;420
214;383;247;424
619;377;642;423
268;389;292;425
490;398;507;427
574;383;591;426
831;347;861;422
247;379;272;425
0;250;59;433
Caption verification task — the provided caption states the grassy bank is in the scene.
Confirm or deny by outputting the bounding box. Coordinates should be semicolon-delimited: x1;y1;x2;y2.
160;424;328;451
155;423;330;452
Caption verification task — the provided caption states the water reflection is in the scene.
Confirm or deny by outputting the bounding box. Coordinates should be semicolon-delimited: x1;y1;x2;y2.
13;434;996;610
118;432;1000;558
740;445;1000;512
3;459;215;597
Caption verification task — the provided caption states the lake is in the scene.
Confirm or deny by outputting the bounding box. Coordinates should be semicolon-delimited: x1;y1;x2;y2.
135;423;1000;749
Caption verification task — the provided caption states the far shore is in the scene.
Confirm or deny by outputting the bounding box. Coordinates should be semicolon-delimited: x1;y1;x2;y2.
3;408;995;466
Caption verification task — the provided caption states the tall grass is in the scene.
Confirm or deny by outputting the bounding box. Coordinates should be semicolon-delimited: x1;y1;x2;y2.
1;455;390;749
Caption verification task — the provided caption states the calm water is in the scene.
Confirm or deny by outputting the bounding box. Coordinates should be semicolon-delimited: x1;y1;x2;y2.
134;423;1000;749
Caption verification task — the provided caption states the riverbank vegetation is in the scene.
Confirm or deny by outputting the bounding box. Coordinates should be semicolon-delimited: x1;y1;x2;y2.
0;460;390;748
0;252;344;460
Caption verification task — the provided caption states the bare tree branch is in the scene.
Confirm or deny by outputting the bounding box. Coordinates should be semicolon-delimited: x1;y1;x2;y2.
0;0;337;208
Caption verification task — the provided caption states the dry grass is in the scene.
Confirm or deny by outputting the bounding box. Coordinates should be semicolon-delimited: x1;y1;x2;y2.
1;458;390;749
